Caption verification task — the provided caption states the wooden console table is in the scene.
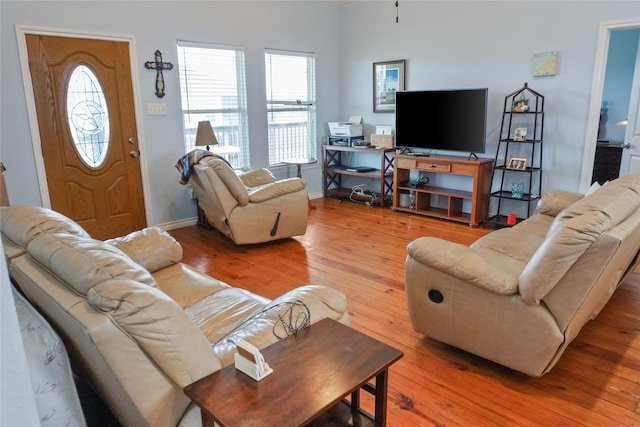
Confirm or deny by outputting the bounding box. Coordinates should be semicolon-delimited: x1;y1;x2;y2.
392;154;494;227
184;318;403;426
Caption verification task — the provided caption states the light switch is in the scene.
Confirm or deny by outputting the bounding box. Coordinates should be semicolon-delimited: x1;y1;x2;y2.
147;103;167;116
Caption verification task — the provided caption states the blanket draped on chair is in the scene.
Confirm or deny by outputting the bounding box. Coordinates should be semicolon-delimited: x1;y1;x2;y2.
175;149;230;185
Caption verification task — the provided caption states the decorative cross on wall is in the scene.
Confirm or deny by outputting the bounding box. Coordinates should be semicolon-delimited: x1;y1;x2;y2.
144;50;173;98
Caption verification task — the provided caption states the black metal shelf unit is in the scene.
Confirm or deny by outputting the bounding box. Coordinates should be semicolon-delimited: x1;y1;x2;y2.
487;83;544;227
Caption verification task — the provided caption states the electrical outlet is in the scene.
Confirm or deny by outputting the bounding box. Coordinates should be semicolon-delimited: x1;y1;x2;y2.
147;103;167;116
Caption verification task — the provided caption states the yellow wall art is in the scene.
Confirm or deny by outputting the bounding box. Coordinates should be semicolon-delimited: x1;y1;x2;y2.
532;51;558;77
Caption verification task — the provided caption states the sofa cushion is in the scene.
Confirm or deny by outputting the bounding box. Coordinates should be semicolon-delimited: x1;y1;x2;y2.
548;175;640;235
27;233;158;295
536;190;584;217
1;205;90;254
585;181;603;196
248;178;306;203
471;227;545;263
187;287;268;345
87;279;221;388
240;168;277;187
152;263;231;309
209;159;250;206
521;178;640;305
520;210;614;305
512;214;555;237
106;227;183;273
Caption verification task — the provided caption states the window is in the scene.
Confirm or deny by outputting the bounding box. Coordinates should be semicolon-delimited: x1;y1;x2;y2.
265;50;316;166
66;65;110;168
177;41;249;169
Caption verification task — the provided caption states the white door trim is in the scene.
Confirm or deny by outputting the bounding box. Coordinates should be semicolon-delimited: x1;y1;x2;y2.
15;25;152;226
580;18;640;191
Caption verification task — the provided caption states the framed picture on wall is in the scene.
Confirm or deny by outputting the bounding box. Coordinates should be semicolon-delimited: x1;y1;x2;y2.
373;60;406;113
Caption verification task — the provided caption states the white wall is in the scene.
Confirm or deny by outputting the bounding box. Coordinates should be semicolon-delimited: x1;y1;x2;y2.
338;1;639;194
1;0;341;226
1;1;639;222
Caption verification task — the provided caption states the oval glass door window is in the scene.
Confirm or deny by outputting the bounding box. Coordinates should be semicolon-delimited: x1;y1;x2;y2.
66;65;110;168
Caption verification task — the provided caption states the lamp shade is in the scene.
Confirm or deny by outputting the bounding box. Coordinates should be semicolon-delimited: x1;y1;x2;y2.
195;121;218;149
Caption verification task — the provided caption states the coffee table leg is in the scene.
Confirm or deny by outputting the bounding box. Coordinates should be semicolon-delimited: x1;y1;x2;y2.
200;409;215;427
350;389;360;411
374;369;389;427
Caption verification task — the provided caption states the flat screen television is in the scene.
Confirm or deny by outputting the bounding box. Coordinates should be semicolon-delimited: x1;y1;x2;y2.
395;88;488;155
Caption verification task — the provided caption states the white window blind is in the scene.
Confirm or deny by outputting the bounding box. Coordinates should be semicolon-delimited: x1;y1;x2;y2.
265;49;316;166
177;41;249;169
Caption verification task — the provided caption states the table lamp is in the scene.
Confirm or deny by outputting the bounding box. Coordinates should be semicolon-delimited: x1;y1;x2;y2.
195;121;218;151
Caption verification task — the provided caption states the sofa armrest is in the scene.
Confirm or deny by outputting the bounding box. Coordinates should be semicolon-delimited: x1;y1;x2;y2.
537;190;584;217
106;227;183;273
407;237;522;295
210;284;349;364
266;284;348;323
248;178;306;203
240;168;277;187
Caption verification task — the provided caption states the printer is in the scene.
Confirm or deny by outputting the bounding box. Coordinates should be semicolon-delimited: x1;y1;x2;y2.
328;115;363;137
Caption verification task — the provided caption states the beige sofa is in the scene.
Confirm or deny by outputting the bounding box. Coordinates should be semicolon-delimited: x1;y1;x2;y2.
405;173;640;376
190;157;309;244
1;205;349;427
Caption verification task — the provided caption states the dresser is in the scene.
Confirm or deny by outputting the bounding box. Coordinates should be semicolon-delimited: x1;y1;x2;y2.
592;142;623;184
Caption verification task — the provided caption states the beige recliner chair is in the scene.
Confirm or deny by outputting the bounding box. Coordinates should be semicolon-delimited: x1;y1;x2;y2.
190;157;309;244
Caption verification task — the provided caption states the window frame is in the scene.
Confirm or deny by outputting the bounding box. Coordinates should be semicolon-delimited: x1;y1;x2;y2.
265;48;317;167
177;40;250;169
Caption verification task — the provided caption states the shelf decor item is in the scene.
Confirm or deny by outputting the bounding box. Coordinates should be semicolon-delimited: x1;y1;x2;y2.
373;60;406;113
512;90;530;112
507;156;528;170
512;182;525;199
371;133;394;148
514;127;527;141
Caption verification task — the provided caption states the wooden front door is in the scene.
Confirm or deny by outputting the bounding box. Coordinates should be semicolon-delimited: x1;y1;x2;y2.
26;35;146;240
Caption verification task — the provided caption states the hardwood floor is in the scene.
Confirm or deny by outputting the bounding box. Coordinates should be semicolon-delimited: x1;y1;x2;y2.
170;198;640;426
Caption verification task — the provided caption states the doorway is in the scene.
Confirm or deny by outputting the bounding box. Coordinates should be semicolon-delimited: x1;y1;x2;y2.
580;19;640;190
17;27;150;239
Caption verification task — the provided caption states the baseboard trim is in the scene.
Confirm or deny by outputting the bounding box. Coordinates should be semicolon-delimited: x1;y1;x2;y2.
158;217;197;231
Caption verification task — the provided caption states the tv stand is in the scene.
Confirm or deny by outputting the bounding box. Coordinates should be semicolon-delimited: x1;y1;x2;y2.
392;154;494;227
468;152;479;160
406;153;431;157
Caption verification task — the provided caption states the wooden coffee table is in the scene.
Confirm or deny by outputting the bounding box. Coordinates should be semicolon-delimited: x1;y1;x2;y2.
184;318;403;426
